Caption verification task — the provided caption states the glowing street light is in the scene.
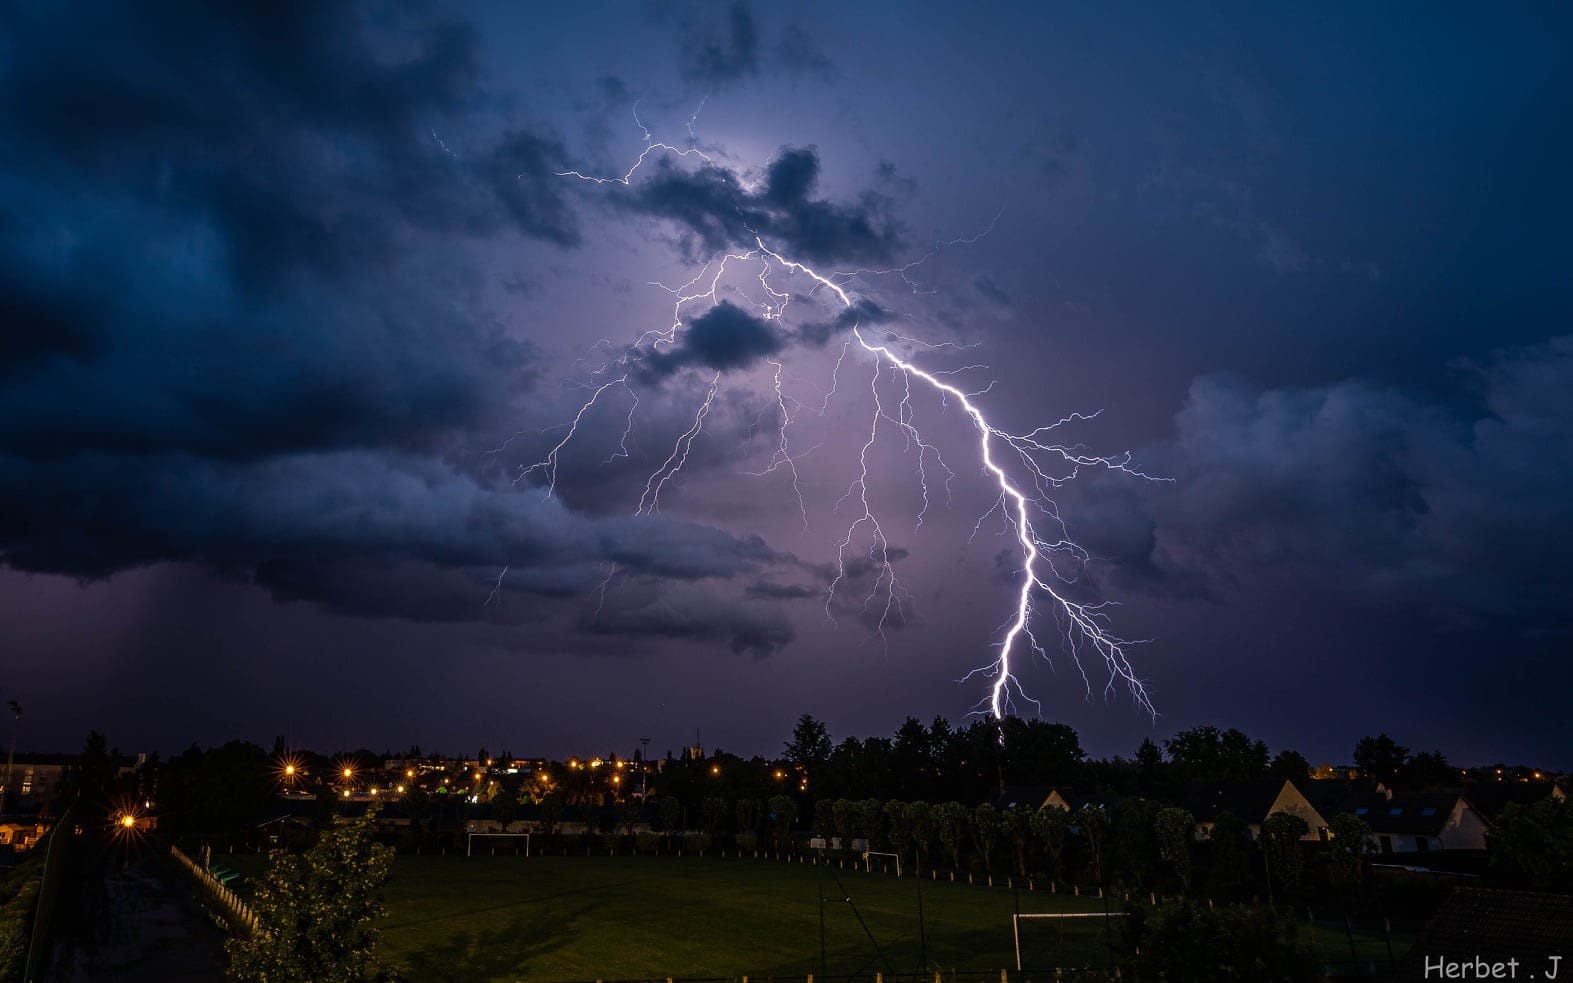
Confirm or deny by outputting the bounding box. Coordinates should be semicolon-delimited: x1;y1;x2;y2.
121;814;135;829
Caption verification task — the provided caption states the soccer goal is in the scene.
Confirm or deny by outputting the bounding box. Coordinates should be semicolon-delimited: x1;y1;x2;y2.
862;850;901;877
1012;911;1127;970
466;831;531;857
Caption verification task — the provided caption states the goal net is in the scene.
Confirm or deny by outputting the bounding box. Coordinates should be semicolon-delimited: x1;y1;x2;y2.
1011;911;1127;970
466;831;531;857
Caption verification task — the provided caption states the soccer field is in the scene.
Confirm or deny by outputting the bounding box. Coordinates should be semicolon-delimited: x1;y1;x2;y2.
376;853;1118;980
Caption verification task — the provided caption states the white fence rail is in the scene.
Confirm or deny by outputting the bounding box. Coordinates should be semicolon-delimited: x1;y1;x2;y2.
170;844;260;935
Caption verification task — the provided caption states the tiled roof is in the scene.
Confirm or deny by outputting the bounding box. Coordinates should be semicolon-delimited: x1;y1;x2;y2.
1395;888;1573;981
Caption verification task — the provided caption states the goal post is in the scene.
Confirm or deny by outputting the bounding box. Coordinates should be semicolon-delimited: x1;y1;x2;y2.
862;850;901;877
1012;911;1127;970
466;831;531;857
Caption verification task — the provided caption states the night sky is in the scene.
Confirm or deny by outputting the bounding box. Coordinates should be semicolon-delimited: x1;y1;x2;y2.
3;2;1570;767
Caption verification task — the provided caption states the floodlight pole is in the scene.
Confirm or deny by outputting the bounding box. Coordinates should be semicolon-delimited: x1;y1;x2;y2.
817;848;828;979
2;701;19;815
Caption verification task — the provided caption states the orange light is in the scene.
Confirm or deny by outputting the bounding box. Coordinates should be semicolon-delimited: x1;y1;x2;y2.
711;765;720;776
406;769;415;778
284;764;296;776
121;815;135;829
396;785;405;794
343;767;353;779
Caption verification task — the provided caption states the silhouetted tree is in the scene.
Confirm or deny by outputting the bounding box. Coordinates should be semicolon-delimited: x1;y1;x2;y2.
1353;734;1409;784
784;714;832;770
1155;806;1195;892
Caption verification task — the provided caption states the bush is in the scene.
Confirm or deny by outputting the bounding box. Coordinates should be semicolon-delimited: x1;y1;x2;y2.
634;832;661;854
682;832;712;854
1125;901;1318;983
736;833;758;854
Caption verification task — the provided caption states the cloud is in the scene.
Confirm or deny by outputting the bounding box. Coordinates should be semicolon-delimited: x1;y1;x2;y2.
680;1;761;87
635;302;786;380
615;146;901;265
0;449;779;621
1078;336;1573;630
583;582;795;658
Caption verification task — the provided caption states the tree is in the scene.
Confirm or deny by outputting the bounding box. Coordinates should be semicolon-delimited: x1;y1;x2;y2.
1078;806;1110;885
831;798;855;848
537;793;564;839
784;714;832;770
1205;811;1249;895
767;794;797;852
1328;812;1372;887
1001;807;1031;877
1269;750;1310;782
228;807;394;983
1164;726;1269;781
1030;807;1069;885
736;798;762;845
1155;806;1195;892
855;798;884;848
1402;750;1456;788
660;796;681;844
905;800;935;868
883;799;909;857
972;803;1000;874
1487;798;1573;891
935;802;969;870
700;796;727;837
812;799;835;842
1352;734;1409;784
1261;812;1310;898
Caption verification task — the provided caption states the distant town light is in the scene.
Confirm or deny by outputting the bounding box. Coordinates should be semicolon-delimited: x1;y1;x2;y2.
396;785;405;794
121;814;135;829
343;767;353;779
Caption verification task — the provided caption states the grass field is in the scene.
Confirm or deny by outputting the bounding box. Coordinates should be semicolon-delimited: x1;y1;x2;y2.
378;852;1114;979
364;853;1412;980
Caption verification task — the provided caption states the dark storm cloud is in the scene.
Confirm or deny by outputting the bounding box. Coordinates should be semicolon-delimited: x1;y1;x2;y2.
674;2;835;89
745;581;821;600
0;450;777;615
616;147;901;265
0;0;578;462
635;302;785;380
1079;337;1573;630
792;299;891;347
680;1;761;87
583;582;795;658
0;1;796;641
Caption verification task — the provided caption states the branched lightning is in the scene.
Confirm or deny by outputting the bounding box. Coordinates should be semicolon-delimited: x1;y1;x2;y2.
510;108;1159;719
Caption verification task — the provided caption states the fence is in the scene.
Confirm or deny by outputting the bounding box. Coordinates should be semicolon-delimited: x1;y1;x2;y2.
169;843;260;935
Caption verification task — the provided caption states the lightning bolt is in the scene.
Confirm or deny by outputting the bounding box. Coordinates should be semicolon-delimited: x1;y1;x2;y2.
513;109;1158;719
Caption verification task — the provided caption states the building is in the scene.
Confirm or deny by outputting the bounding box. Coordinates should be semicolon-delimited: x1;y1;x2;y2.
1394;889;1573;982
1345;789;1488;852
1181;779;1330;841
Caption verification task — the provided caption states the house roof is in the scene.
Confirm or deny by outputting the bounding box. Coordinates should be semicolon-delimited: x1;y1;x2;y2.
1180;779;1290;823
1395;889;1573;981
992;785;1074;810
1300;778;1385;819
1346;791;1463;836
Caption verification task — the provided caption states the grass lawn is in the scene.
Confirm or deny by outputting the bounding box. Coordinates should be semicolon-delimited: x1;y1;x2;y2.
378;852;1118;979
373;853;1414;980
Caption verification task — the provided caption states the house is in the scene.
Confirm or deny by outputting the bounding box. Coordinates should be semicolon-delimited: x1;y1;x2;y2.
0;818;52;853
1345;790;1488;853
991;785;1076;811
1180;779;1329;841
1394;889;1573;982
1299;778;1387;821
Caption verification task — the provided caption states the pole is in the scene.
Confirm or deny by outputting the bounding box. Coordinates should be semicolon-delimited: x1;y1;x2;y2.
916;857;927;972
817;848;828;979
2;701;20;815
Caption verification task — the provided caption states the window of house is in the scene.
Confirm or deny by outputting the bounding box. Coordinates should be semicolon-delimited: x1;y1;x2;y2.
1354;807;1368;815
1414;837;1429;852
1388;807;1403;815
1420;807;1437;816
